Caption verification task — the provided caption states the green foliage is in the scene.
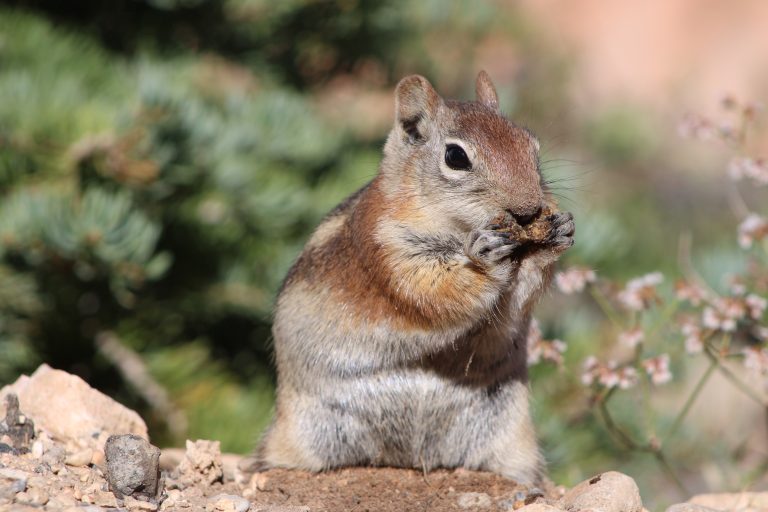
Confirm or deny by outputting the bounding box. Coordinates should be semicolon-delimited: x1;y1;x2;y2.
2;0;497;450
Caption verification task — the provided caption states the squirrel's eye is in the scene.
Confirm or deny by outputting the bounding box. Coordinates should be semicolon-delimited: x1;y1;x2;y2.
444;144;472;171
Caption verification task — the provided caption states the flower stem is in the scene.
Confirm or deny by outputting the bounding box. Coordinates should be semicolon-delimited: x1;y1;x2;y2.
705;346;767;407
589;286;623;329
664;358;717;442
652;449;689;496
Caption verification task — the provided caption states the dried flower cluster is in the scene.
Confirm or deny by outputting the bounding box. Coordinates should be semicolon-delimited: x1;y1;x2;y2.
526;319;567;367
536;96;768;489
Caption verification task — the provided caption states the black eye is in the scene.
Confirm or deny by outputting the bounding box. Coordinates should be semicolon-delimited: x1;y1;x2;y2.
444;144;472;170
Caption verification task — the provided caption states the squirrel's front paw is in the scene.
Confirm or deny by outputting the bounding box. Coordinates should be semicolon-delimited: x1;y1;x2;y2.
466;228;523;266
542;211;575;251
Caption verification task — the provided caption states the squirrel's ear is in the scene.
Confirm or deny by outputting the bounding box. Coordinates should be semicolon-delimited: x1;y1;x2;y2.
475;70;499;110
395;75;441;143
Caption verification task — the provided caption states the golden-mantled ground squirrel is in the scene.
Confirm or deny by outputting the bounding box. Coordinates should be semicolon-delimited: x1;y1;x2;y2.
256;71;574;484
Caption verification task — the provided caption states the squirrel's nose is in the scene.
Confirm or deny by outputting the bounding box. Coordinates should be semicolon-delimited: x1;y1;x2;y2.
507;205;542;226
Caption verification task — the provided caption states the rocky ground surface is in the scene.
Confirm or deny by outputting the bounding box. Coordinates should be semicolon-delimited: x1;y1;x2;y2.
1;365;766;512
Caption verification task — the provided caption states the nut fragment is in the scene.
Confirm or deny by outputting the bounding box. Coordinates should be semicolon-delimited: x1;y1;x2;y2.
491;202;558;244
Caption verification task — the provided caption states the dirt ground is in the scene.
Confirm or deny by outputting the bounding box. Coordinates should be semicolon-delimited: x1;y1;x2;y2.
1;439;557;512
241;467;548;512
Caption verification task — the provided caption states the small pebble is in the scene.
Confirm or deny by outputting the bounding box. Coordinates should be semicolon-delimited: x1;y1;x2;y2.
66;448;94;467
125;495;159;511
0;467;29;492
208;494;251;512
31;440;44;458
250;472;271;492
251;507;310;512
15;487;49;506
457;491;493;509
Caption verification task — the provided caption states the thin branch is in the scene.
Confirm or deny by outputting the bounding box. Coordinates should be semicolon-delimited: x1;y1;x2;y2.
96;331;188;438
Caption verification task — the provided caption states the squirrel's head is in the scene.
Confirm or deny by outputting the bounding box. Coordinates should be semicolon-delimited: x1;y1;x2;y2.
381;71;544;231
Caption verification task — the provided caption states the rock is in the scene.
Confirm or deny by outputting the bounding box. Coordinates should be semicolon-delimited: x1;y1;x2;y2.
497;488;549;511
516;505;562;512
251;507;310;512
42;443;67;466
31;440;44;458
688;492;768;512
89;489;120;508
14;487;49;506
249;472;272;492
666;504;721;512
161;446;242;483
173;439;224;488
457;491;493;509
47;489;78;509
558;471;642;512
208;493;251;512
104;434;162;500
0;467;29;494
0;364;147;449
0;394;35;451
66;447;94;467
125;495;160;511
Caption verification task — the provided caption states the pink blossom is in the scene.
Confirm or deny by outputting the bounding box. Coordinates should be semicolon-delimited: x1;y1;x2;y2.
581;357;637;390
615;366;639;390
702;297;746;332
528;339;567;366
743;346;768;375
617;272;664;311
738;214;768;249
728;157;768;185
675;280;708;306
679;317;704;354
581;356;600;386
526;319;567;367
555;267;596;294
618;328;644;348
727;275;747;296
678;113;717;140
642;354;673;385
745;294;767;320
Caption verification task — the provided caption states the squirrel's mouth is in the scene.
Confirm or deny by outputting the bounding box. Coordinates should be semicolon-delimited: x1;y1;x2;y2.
505;208;541;227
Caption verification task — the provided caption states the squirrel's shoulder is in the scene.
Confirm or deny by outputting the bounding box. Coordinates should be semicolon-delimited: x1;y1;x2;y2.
277;180;374;295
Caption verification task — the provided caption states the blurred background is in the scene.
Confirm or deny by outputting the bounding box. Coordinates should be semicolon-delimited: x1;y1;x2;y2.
1;0;767;509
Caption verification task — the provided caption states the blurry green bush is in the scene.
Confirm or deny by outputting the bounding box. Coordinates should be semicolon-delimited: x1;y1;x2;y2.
0;0;554;451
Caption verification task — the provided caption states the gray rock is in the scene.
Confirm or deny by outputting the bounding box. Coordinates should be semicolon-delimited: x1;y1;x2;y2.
558;471;642;512
104;434;162;501
0;467;29;494
0;394;35;451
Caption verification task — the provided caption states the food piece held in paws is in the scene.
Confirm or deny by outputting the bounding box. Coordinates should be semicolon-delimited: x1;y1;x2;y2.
490;201;561;245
